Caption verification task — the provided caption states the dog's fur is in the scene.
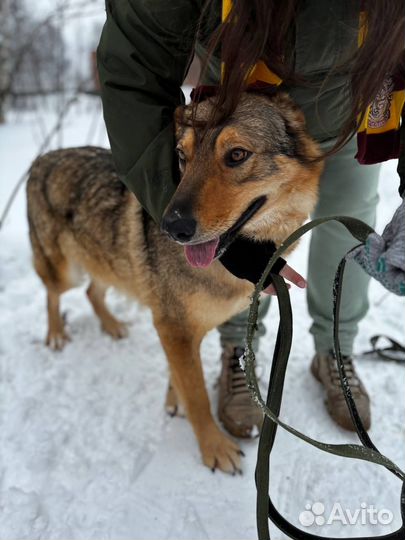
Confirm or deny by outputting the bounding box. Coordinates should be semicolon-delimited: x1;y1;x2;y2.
27;92;323;473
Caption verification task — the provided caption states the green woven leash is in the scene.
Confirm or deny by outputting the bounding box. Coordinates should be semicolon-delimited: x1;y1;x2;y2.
364;335;405;363
244;216;405;540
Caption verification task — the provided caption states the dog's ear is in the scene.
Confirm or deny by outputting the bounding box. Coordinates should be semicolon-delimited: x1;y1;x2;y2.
271;92;306;132
174;105;186;140
174;104;193;141
270;92;322;163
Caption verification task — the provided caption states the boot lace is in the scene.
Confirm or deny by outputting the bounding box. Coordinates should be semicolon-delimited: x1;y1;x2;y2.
229;346;250;396
328;352;361;389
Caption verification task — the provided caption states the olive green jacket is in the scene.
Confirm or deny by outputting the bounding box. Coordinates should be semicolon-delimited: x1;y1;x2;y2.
97;0;405;224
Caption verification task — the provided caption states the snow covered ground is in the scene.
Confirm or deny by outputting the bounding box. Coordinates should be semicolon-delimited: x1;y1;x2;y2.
0;97;404;539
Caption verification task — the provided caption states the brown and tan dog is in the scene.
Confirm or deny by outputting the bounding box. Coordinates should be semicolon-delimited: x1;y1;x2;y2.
27;92;322;473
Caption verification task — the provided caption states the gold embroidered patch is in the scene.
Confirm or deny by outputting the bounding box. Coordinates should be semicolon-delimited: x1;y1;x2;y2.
368;77;394;129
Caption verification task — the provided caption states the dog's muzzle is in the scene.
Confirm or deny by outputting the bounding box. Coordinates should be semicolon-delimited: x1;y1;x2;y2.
162;195;267;266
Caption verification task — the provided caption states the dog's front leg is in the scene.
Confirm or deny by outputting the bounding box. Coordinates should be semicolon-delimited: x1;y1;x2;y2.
155;318;242;474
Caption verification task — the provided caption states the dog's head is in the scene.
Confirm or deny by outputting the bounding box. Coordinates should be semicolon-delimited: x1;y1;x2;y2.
161;92;323;268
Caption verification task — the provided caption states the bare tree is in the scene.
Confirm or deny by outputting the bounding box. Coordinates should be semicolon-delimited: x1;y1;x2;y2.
0;0;11;122
8;0;69;107
0;0;102;118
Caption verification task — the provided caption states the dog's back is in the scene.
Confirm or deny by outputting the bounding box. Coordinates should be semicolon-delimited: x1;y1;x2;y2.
27;146;147;295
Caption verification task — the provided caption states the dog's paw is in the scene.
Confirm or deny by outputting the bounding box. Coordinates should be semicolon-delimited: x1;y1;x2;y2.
46;329;71;351
199;425;243;475
165;383;186;417
101;318;128;340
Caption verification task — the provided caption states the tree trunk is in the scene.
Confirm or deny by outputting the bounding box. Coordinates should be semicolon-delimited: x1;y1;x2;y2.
0;0;11;123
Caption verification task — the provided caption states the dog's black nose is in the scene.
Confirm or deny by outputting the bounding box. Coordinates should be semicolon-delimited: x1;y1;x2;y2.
161;213;197;243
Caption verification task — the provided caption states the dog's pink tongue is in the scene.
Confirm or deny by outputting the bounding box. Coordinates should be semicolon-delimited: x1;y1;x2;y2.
184;238;219;268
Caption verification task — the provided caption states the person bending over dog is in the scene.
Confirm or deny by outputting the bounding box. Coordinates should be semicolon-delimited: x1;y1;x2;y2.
97;1;405;435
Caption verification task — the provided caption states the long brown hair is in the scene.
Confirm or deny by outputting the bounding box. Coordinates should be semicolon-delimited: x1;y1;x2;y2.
196;0;405;155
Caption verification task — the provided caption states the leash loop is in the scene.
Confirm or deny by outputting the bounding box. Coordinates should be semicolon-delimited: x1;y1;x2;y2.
244;216;405;540
364;335;405;363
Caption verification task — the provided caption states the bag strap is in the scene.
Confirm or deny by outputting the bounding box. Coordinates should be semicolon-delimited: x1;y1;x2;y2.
244;216;405;540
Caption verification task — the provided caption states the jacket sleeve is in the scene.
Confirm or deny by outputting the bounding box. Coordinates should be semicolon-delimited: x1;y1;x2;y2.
398;109;405;198
97;0;201;223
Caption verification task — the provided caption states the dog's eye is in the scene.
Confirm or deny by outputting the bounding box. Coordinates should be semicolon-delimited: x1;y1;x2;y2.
177;149;186;171
225;148;252;167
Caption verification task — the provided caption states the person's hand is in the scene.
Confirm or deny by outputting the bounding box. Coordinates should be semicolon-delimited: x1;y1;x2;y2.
263;264;307;295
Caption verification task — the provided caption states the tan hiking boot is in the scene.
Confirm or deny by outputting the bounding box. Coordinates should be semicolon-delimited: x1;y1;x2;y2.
311;351;371;431
218;345;263;438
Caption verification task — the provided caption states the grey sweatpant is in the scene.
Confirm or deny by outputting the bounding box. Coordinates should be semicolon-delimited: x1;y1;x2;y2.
218;138;381;356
